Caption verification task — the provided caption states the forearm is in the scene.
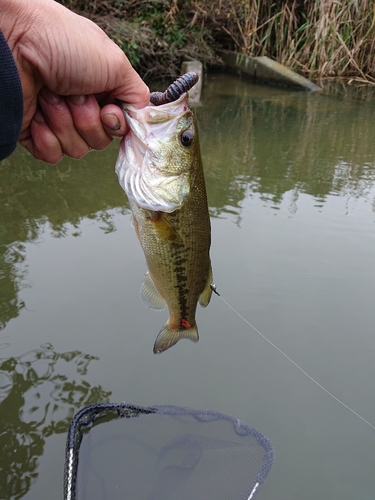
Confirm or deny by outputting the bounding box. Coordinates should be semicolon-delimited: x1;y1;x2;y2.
0;27;23;160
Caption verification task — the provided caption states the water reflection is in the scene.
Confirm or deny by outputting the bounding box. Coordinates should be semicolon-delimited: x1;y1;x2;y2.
0;343;110;499
0;243;27;330
0;74;375;500
0;145;128;243
0;145;129;330
1;76;375;329
199;74;375;216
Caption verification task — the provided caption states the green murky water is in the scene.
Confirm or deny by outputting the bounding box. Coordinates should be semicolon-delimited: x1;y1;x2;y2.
1;73;375;499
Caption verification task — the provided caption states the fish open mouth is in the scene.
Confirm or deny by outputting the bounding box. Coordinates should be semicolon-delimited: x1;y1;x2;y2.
116;93;193;213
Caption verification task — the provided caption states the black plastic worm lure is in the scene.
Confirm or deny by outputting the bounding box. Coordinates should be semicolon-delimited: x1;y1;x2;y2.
150;72;199;106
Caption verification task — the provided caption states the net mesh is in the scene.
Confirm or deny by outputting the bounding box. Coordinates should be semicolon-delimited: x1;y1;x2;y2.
64;403;274;500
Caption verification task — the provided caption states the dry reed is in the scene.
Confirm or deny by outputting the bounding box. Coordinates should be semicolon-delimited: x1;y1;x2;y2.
59;0;375;81
192;0;375;82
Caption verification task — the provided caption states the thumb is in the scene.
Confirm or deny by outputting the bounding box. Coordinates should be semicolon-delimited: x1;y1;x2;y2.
109;50;150;109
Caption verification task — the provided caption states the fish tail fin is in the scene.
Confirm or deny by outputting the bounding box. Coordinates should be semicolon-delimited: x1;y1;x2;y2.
153;322;199;354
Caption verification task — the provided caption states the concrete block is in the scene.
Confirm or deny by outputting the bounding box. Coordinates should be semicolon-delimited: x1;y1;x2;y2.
181;60;203;102
219;51;321;91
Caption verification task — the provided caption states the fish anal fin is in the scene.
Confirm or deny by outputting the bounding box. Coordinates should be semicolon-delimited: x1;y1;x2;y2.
153;322;199;354
140;272;166;310
199;263;213;307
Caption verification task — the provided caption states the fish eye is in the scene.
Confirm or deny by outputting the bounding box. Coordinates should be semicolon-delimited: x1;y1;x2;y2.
180;130;194;147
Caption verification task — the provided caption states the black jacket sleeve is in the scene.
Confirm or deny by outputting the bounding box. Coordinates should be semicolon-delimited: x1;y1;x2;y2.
0;29;23;161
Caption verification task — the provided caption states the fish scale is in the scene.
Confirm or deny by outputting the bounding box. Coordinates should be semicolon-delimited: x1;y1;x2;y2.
116;84;213;354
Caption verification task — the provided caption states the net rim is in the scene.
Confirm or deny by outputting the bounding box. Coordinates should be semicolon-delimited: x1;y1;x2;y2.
64;402;274;500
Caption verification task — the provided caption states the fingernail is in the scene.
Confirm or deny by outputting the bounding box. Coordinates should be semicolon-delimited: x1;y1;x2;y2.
40;87;61;105
69;95;86;105
34;109;45;124
102;113;120;131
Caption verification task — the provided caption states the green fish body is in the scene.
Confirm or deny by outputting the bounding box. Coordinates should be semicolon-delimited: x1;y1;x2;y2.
116;93;212;353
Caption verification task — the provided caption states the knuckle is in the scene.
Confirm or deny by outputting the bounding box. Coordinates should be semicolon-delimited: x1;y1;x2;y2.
95;137;112;151
36;150;63;164
68;145;90;159
67;148;89;160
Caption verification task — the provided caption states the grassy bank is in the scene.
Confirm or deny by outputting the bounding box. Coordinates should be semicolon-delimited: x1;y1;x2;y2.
59;0;375;82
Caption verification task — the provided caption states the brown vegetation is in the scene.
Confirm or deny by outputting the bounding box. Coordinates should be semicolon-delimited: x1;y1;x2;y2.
59;0;375;82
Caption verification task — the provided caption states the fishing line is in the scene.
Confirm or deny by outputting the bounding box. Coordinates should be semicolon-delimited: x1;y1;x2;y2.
210;284;375;432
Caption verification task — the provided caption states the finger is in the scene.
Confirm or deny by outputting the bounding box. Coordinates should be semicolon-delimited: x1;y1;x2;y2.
66;95;113;150
38;87;89;159
19;110;64;164
100;104;128;138
99;48;149;109
112;55;150;109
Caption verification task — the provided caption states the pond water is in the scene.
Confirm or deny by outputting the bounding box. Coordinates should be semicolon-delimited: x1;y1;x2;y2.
1;73;375;499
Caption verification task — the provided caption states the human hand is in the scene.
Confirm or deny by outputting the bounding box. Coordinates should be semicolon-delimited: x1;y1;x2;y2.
2;0;150;163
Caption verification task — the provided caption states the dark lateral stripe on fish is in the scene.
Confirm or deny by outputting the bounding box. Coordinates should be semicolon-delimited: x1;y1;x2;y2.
150;72;199;106
171;242;190;319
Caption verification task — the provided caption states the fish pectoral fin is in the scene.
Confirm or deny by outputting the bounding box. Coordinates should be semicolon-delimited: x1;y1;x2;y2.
149;212;183;244
153;323;199;354
199;263;213;308
140;272;167;310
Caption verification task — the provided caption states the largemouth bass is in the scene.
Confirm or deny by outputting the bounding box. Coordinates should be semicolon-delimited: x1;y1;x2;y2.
115;86;212;354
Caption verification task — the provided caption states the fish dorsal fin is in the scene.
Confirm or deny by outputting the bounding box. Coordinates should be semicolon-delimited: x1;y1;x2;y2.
140;272;166;310
199;263;213;307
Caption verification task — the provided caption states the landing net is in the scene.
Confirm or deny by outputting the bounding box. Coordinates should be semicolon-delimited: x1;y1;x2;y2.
64;403;274;500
